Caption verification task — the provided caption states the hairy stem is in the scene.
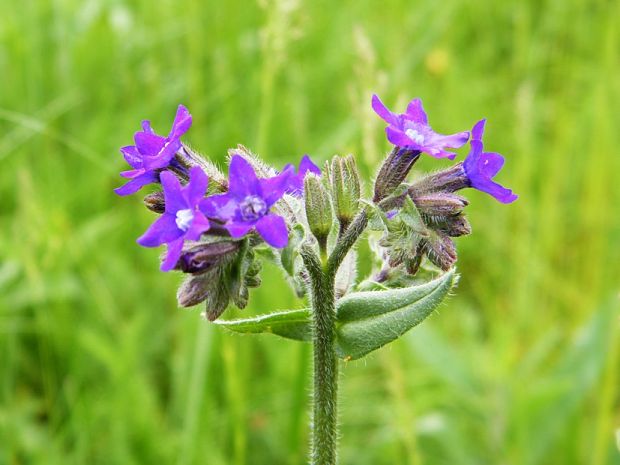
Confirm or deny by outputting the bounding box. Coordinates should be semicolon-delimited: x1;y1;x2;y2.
327;209;369;280
301;245;338;465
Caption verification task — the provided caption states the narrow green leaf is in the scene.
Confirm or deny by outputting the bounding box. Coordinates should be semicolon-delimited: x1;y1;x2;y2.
335;269;457;360
214;309;312;342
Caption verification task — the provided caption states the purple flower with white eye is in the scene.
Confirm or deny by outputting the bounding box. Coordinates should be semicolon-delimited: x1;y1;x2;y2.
115;105;192;196
463;119;518;204
284;154;322;195
137;167;211;271
200;155;293;248
371;94;469;160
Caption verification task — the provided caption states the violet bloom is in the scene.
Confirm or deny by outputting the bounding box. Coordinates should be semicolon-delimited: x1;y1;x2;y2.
463;119;518;204
115;105;192;196
371;94;469;160
137;167;211;271
284;154;321;195
200;155;293;248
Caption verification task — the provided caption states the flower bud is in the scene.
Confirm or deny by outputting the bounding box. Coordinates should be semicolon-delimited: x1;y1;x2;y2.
373;147;421;202
411;192;468;217
304;174;333;248
408;162;469;197
143;191;165;213
422;233;457;271
175;241;240;274
438;215;472;237
331;155;361;228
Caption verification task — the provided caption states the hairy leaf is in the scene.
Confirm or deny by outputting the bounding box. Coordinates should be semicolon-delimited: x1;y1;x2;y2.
335;269;457;360
214;309;312;342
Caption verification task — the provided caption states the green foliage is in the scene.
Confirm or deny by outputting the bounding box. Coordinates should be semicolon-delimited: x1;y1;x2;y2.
215;309;312;342
216;270;456;361
335;269;456;360
1;0;619;464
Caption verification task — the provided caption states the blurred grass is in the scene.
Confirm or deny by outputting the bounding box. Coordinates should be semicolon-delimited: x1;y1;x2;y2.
1;0;619;463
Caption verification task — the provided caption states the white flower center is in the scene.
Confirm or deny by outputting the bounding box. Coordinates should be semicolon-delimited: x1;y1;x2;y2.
405;128;425;145
175;208;194;232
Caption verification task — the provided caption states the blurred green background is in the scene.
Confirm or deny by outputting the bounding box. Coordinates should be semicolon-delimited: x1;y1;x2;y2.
1;0;619;463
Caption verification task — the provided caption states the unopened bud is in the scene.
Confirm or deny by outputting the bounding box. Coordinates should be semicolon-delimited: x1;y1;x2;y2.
409;163;469;197
438;215;472;237
175;241;240;274
330;155;361;228
422;233;457;271
373;147;421;202
304;174;333;248
412;192;468;217
177;273;211;307
143;191;165;213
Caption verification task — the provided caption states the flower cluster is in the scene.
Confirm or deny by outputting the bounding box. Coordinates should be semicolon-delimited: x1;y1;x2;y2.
116;96;516;318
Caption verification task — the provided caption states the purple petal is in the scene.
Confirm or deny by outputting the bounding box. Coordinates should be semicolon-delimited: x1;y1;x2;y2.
371;94;399;126
141;120;154;134
425;149;458;160
185;166;209;205
226;222;253;238
135;131;166;157
473;178;518;204
471;119;486;141
386;127;415;147
463;140;484;174
161;238;185;272
121;145;142;168
184;212;211;241
255;214;288;248
479;152;505;178
227;155;259;198
114;171;157;196
160;171;187;213
200;194;238;221
299;155;321;176
119;168;144;179
405;98;428;124
142;138;181;170
427;131;470;150
137;214;183;247
261;165;295;207
170;104;192;139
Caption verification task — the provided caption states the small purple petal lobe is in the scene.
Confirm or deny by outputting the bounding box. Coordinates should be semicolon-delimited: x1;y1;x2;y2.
371;94;399;126
227;155;260;198
226;222;253;238
137;214;183;247
161;238;184;272
385;127;414;147
405;98;428;124
299;154;321;177
471;119;486;141
185;166;209;205
255;214;289;248
170;105;192;139
114;171;158;196
262;165;294;206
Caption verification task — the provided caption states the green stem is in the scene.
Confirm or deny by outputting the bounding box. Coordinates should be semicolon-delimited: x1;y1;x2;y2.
301;245;338;465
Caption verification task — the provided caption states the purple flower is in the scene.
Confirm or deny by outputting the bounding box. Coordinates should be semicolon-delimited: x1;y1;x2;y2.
284;154;322;195
137;167;211;271
371;94;469;160
200;155;292;248
115;105;192;196
463;119;518;204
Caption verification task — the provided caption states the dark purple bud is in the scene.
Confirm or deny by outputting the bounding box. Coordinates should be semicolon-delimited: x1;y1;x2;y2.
143;191;165;213
438;215;472;237
373;147;421;202
422;234;457;271
175;241;240;274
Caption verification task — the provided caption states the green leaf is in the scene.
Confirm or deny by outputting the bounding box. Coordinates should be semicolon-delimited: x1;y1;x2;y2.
214;309;312;342
335;269;457;360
